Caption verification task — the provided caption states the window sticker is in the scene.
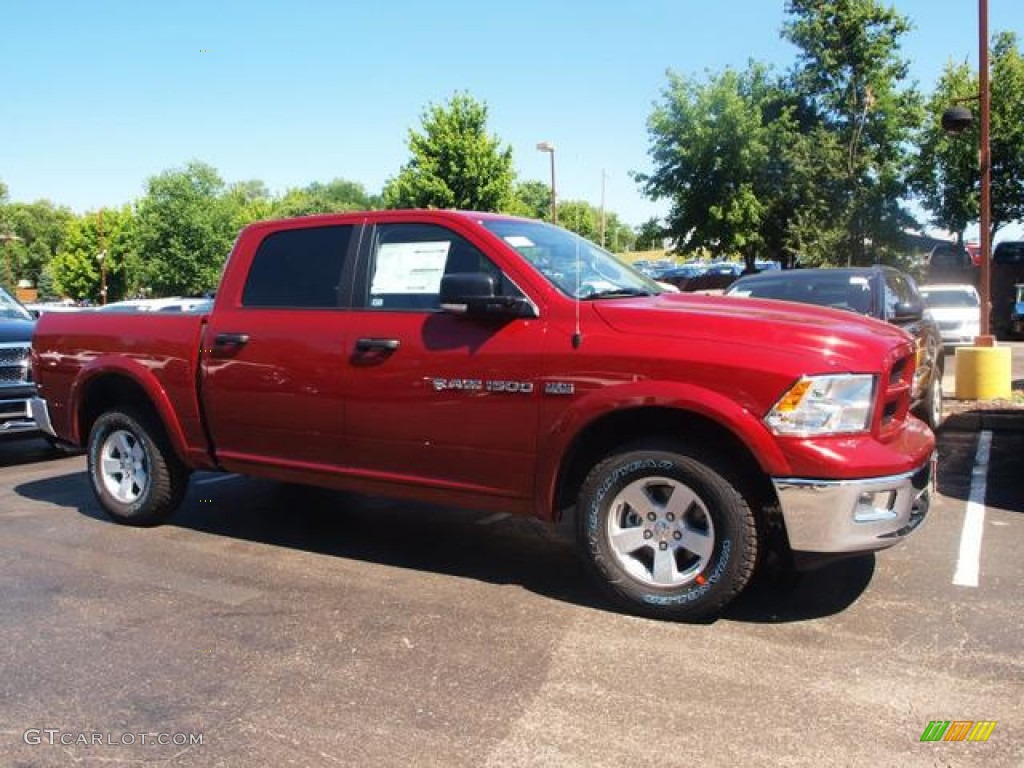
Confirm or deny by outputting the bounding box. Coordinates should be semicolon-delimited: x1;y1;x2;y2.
504;235;535;248
849;276;869;286
371;241;451;295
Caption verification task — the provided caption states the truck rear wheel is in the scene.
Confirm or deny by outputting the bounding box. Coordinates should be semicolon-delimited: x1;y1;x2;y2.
87;408;189;526
576;446;758;621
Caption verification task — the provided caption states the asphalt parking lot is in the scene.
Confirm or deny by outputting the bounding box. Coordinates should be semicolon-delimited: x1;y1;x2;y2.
1;349;1021;767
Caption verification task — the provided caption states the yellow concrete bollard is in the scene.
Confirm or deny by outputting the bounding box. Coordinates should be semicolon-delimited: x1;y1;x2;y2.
953;346;1013;400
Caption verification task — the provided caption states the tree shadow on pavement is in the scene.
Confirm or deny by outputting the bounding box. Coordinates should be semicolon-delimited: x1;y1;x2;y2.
938;408;1024;513
16;471;879;625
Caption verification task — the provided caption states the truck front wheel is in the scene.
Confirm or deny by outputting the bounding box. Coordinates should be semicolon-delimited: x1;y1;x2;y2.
577;446;758;621
87;408;189;526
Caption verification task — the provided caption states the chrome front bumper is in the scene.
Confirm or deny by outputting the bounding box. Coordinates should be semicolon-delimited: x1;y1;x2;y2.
29;396;57;437
0;397;41;436
773;456;934;554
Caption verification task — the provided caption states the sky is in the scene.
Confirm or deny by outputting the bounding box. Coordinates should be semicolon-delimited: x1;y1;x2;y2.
2;0;1022;231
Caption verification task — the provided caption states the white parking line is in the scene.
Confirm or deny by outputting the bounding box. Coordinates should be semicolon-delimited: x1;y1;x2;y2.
194;473;237;485
476;513;510;526
952;430;991;588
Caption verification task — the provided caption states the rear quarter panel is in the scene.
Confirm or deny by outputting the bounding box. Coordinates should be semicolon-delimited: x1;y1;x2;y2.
33;311;211;467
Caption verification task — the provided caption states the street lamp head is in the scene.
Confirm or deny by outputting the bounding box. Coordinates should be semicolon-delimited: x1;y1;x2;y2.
536;141;555;153
941;105;974;134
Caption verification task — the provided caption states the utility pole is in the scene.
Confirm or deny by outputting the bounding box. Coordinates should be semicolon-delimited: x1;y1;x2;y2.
0;233;23;291
599;169;607;248
97;208;108;305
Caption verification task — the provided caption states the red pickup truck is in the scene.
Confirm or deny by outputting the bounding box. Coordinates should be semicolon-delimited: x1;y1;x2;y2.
31;210;934;620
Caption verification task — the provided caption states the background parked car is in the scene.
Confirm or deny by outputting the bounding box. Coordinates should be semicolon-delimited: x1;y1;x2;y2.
0;285;38;440
993;241;1024;265
724;266;945;428
1013;283;1024;339
919;283;981;347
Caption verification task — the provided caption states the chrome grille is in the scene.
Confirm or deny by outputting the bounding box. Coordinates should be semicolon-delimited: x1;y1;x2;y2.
878;349;914;433
0;343;31;387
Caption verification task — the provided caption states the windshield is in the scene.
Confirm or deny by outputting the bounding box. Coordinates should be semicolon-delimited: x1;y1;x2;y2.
920;289;979;308
726;273;875;314
0;286;32;321
480;218;662;299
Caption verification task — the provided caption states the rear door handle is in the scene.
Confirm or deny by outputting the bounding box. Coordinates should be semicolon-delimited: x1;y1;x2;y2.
355;338;400;352
214;332;250;348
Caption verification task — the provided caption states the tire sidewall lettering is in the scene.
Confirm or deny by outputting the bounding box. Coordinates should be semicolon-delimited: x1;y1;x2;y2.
582;452;745;612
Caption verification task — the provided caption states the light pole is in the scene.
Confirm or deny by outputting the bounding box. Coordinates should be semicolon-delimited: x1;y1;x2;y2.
941;0;992;346
0;233;24;291
536;141;557;224
941;0;1011;401
97;250;108;305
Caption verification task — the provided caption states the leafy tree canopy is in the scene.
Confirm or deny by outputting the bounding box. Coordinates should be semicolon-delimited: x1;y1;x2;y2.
134;161;237;296
383;93;515;212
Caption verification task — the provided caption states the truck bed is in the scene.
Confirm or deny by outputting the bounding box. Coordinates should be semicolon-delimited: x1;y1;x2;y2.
33;311;214;468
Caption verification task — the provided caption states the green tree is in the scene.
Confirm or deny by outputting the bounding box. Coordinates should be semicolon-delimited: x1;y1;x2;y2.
782;0;923;265
135;161;237;296
604;212;637;253
909;62;979;242
273;178;378;218
0;200;74;289
50;206;136;303
382;93;515;211
910;32;1024;242
990;31;1024;236
638;65;781;268
634;217;665;251
506;180;552;220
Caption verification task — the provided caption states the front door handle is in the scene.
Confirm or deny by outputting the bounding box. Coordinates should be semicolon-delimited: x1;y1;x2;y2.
355;338;400;352
214;332;250;348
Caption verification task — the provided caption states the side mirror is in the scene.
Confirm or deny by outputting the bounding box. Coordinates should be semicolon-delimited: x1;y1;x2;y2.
891;300;924;322
440;272;537;318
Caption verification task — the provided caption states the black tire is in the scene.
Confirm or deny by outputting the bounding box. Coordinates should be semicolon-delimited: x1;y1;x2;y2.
576;445;758;621
86;408;189;526
918;366;944;430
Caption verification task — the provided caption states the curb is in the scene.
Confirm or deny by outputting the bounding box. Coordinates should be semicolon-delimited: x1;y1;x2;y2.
941;408;1024;433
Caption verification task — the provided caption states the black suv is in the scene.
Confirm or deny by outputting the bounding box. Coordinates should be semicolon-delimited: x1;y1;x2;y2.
724;266;945;428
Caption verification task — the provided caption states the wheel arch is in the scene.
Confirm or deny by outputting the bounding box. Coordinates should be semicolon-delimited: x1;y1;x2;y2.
73;368;188;465
545;405;791;564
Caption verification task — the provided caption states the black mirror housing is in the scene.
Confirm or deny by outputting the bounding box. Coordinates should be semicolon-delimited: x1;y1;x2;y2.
440;273;536;318
891;300;924;322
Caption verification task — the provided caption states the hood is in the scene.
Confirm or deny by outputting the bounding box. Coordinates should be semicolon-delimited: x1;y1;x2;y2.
0;317;36;343
592;293;911;371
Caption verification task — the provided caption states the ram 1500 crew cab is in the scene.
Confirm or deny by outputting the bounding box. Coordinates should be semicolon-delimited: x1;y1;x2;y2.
31;210;935;620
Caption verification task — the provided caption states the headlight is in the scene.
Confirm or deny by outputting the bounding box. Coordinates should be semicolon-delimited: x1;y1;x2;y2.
765;374;875;436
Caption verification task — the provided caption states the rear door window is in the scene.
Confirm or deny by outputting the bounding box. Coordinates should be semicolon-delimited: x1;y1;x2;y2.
242;225;356;308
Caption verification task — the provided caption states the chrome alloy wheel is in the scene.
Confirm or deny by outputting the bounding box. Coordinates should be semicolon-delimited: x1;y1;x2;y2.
605;475;716;587
99;429;149;504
